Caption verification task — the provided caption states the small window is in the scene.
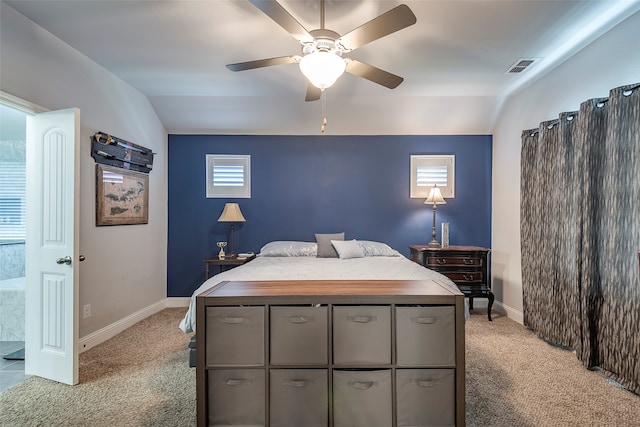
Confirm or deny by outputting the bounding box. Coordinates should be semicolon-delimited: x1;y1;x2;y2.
0;162;26;241
206;154;251;198
410;155;455;198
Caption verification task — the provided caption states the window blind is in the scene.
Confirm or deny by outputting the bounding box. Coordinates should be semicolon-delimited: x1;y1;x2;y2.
213;165;245;187
0;162;26;241
416;165;448;187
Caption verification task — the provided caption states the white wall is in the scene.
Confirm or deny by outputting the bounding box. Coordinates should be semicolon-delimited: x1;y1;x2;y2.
491;10;640;323
0;2;168;338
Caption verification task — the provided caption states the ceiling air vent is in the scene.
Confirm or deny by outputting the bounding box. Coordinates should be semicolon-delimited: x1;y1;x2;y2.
506;58;538;74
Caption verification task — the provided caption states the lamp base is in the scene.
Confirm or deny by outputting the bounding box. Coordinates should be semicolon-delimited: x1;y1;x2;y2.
428;239;441;248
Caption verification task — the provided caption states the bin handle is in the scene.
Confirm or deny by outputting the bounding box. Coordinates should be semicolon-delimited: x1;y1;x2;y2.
225;378;252;386
349;381;376;390
348;315;376;323
415;317;437;324
288;316;314;324
283;379;312;388
414;379;437;388
221;317;245;324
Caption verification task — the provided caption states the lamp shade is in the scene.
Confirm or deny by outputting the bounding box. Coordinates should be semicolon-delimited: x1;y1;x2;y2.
425;186;446;205
217;203;246;222
299;51;346;89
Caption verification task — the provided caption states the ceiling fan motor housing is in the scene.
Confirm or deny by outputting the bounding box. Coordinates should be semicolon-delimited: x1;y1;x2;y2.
303;29;343;56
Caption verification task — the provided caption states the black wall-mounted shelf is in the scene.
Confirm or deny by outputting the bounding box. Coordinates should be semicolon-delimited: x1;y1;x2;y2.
90;131;154;174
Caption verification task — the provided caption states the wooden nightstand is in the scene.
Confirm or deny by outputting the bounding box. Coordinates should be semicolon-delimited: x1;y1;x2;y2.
204;255;255;279
410;245;494;320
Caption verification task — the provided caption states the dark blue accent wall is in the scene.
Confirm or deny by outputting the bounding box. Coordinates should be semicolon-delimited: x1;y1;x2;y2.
168;135;492;297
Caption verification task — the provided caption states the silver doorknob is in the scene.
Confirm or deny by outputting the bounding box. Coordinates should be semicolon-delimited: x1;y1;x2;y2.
56;256;72;265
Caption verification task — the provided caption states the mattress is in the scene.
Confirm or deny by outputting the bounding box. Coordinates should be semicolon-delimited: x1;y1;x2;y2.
179;249;466;334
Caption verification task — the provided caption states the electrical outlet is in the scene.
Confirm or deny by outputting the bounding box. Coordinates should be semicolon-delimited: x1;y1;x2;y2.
83;304;91;319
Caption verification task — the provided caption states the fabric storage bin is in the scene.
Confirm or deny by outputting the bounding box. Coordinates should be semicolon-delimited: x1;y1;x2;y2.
333;369;392;427
396;306;455;366
270;369;328;427
206;306;264;366
208;368;265;426
396;369;455;427
270;306;328;364
333;306;391;364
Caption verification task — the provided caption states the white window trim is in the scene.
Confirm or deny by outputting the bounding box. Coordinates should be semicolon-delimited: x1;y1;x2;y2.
410;154;455;199
206;154;251;198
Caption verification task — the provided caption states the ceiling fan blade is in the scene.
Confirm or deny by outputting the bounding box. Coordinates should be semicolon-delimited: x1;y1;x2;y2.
226;56;299;71
345;59;404;89
249;0;314;44
338;4;417;51
305;84;321;102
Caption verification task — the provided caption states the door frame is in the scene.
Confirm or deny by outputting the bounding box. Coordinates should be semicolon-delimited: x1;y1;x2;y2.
1;91;79;385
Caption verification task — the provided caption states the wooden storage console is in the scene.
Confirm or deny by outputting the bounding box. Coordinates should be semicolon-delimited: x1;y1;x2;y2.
196;279;465;427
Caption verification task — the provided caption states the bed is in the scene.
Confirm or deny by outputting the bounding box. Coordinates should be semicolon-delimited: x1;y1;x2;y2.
179;239;468;334
186;239;468;426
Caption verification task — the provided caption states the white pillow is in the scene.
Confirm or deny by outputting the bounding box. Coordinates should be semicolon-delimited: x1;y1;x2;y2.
358;240;401;257
331;239;366;259
258;241;318;257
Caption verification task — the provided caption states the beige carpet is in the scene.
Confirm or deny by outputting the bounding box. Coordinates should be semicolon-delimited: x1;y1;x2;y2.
0;308;638;426
465;310;640;427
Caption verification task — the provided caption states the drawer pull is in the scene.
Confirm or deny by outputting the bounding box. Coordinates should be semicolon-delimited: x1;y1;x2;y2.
288;316;314;324
349;381;376;390
463;259;474;265
436;258;447;265
225;378;252;386
463;274;474;281
347;315;377;323
414;379;437;388
221;317;245;324
415;317;437;324
283;379;312;388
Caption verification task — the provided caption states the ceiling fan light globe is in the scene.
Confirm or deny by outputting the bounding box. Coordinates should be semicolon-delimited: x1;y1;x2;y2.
299;51;346;89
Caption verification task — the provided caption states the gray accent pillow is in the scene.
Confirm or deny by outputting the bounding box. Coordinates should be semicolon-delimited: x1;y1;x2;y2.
315;232;345;258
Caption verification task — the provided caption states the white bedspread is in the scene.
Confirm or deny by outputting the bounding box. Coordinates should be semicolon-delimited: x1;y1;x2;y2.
179;255;466;333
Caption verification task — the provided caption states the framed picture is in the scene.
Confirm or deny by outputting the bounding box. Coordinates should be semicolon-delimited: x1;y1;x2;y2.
96;164;149;226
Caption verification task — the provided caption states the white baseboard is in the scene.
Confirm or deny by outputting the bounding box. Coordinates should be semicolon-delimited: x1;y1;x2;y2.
468;298;524;325
496;301;524;324
78;298;188;353
165;297;191;307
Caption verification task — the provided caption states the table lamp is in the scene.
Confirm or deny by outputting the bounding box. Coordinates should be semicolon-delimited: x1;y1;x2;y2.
425;186;446;247
217;203;246;256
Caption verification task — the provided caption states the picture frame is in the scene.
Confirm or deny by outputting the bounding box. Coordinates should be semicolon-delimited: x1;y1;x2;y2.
96;164;149;226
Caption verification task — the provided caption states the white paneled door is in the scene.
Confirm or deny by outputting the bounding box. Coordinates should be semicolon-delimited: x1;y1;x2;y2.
25;108;80;385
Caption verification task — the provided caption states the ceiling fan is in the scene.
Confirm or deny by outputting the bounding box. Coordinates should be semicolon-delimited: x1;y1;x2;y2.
226;0;417;102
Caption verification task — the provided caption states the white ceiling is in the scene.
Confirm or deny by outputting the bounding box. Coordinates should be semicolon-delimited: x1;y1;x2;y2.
4;0;640;135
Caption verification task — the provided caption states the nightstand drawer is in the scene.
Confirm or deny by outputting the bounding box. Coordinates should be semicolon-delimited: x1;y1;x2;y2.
427;257;482;267
443;271;483;283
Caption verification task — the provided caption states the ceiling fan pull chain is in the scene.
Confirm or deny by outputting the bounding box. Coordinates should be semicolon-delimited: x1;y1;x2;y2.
321;89;327;133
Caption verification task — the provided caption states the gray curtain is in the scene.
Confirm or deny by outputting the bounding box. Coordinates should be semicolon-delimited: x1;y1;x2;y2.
520;83;640;394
